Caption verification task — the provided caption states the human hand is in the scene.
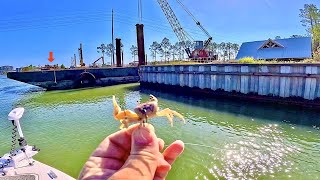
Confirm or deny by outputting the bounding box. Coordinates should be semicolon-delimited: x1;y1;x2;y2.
78;123;184;180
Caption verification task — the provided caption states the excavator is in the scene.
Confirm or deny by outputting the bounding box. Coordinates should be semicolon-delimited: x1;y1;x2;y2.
157;0;216;60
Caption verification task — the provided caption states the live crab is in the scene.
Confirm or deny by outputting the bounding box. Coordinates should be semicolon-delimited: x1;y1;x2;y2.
112;95;186;129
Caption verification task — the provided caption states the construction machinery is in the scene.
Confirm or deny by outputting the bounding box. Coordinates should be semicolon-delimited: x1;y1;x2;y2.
91;56;104;68
157;0;215;60
78;43;85;67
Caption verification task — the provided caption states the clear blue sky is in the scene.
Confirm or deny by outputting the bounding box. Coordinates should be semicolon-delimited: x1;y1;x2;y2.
0;0;319;68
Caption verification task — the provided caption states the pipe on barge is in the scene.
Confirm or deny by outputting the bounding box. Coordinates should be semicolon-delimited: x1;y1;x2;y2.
7;67;139;90
139;64;320;108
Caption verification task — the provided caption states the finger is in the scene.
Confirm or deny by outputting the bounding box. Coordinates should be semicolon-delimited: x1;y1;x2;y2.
154;154;171;180
117;124;159;177
92;124;140;159
158;138;165;151
79;124;143;179
162;140;184;165
88;123;141;172
153;140;184;180
130;123;158;154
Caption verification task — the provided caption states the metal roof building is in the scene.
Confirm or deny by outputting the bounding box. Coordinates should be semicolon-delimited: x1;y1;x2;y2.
236;37;312;60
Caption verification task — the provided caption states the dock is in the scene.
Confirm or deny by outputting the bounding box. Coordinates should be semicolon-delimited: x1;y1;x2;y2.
7;67;139;90
8;63;320;108
139;64;320;108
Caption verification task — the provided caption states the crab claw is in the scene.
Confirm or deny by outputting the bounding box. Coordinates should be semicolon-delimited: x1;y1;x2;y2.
112;95;141;129
112;95;122;120
149;94;158;102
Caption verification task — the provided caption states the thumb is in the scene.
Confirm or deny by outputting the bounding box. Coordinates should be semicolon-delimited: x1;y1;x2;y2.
123;124;159;178
131;124;159;154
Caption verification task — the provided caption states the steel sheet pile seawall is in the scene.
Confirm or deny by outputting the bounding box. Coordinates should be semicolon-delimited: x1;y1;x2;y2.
139;64;320;107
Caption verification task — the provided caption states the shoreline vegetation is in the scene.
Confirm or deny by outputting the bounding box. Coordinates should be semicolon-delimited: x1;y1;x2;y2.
146;56;320;65
15;57;320;72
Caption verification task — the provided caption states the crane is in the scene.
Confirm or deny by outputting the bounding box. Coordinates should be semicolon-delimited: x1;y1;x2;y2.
157;0;192;57
157;0;213;59
78;43;85;67
175;0;212;49
91;56;104;68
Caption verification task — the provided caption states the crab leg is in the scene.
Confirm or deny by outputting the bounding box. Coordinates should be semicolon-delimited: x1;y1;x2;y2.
119;121;125;129
156;108;186;126
119;119;130;129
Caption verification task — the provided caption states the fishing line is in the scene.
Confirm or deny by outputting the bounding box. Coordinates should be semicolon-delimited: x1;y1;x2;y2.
164;142;287;152
0;9;198;37
0;9;111;23
0;11;241;46
0;13;112;28
113;12;205;36
0;6;241;40
0;17;178;36
163;142;220;150
184;142;220;149
0;11;206;39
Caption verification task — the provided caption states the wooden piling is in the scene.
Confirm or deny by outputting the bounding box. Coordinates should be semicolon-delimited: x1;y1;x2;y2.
136;24;146;66
115;38;122;67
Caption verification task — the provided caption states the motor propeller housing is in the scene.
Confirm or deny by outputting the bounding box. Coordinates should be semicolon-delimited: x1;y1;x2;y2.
8;107;25;139
8;107;25;121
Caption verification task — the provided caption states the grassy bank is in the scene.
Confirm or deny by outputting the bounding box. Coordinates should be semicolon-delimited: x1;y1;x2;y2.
147;55;320;65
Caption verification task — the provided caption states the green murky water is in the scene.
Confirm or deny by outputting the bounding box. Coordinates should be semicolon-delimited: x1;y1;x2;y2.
0;76;320;179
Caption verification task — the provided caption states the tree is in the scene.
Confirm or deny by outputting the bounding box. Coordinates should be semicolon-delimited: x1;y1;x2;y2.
275;36;282;39
219;42;226;60
130;45;138;61
299;4;320;51
160;38;171;62
106;44;114;65
99;43;114;65
226;42;233;60
208;42;219;55
313;24;320;52
149;41;160;62
169;43;179;61
232;43;240;59
299;4;320;33
22;64;36;72
158;48;164;62
60;64;65;69
176;41;185;60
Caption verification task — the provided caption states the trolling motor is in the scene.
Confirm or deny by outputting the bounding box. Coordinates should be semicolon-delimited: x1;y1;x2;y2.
8;107;28;152
0;107;40;176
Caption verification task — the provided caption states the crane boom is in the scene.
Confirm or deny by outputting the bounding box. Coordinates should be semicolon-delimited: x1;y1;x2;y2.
157;0;192;57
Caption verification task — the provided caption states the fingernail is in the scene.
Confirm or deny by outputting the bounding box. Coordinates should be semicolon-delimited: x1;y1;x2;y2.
134;127;153;145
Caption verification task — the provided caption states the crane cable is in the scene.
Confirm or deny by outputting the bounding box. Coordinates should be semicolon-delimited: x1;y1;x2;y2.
175;0;211;38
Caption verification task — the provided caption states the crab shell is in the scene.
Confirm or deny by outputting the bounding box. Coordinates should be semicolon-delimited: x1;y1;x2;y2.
134;101;159;120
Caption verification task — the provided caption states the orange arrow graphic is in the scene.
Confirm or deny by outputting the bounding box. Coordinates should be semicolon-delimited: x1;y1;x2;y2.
48;52;55;62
